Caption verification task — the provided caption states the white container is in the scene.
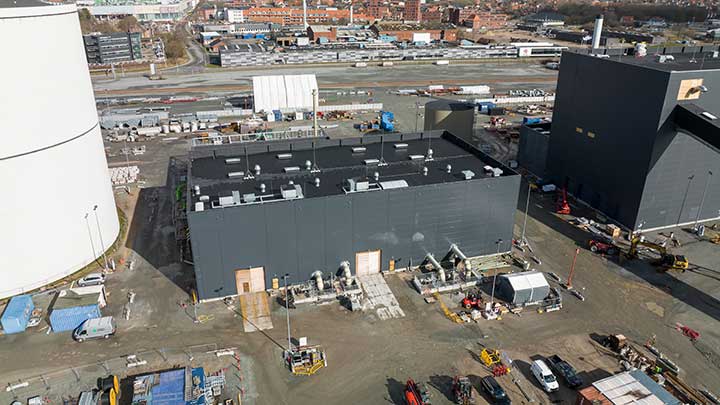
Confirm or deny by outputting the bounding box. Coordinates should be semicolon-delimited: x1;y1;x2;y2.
434;60;450;65
354;62;367;68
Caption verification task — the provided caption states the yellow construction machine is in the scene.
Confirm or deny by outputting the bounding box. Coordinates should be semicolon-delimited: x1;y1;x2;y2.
628;237;689;271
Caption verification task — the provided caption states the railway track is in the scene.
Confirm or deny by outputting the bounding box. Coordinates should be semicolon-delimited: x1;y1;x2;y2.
94;76;557;97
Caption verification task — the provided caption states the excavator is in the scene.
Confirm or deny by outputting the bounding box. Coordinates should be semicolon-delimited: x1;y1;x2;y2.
628;237;689;271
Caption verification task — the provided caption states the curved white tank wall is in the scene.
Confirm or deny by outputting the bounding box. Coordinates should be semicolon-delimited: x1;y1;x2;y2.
0;3;120;298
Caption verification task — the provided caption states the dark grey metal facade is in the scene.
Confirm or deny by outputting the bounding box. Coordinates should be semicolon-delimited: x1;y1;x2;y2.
547;51;720;230
518;123;550;178
187;132;520;300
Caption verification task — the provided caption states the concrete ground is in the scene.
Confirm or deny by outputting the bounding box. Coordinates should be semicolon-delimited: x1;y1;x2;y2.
2;63;719;404
92;62;557;97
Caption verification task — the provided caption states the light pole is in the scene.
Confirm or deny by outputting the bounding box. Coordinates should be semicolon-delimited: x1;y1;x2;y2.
566;248;580;289
93;205;109;271
520;181;531;247
490;238;503;306
414;101;421;133
283;273;292;352
694;170;713;231
84;213;97;260
677;175;695;227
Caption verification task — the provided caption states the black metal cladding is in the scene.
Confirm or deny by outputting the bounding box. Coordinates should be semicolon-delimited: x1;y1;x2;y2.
187;132;521;300
547;51;720;230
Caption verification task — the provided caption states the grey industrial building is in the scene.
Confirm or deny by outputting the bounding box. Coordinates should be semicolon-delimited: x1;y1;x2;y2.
524;49;720;231
187;131;520;300
83;32;142;65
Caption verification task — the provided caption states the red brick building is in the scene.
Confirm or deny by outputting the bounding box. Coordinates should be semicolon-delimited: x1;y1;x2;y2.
449;7;475;25
422;7;443;23
367;0;387;20
467;12;508;30
246;7;368;25
307;25;338;42
404;0;421;22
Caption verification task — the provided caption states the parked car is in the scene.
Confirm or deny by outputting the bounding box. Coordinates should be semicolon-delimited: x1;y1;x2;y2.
481;376;511;404
531;359;559;393
546;355;583;388
77;273;105;287
73;316;116;342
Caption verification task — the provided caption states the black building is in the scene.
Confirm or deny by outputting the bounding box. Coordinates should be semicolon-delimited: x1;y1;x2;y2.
545;50;720;231
187;131;520;301
83;32;142;65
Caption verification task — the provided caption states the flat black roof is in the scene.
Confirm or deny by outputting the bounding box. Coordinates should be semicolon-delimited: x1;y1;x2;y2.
569;48;720;72
188;131;515;212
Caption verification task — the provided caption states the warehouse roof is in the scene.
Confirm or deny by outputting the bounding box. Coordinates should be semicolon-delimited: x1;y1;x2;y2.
188;131;516;212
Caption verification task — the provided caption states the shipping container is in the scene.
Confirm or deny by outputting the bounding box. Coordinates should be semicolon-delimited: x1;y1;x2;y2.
0;295;34;334
50;294;101;333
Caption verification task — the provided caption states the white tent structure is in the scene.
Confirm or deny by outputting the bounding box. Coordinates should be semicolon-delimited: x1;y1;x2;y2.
252;74;318;113
496;271;550;305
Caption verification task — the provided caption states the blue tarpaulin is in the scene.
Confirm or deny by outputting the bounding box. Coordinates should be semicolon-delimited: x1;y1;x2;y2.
1;295;34;334
151;369;186;405
188;368;206;405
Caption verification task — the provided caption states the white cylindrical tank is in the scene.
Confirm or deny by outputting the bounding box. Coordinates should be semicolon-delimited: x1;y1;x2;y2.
0;2;120;299
592;15;604;49
423;100;475;138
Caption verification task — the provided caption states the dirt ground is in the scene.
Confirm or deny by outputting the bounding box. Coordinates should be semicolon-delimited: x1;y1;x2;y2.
2;74;720;405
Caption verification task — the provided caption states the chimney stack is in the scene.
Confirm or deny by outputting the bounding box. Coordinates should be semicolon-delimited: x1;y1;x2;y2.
303;0;308;29
591;14;604;49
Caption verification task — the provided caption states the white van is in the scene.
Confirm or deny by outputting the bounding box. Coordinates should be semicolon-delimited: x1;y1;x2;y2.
531;359;559;392
73;317;116;342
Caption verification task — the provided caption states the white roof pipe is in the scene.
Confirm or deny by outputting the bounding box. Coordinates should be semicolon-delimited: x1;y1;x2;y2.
425;253;446;282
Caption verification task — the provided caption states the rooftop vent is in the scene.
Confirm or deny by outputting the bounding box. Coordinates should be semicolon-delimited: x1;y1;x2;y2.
218;195;234;206
394;143;408;149
702;111;718;120
277;153;292;159
461;170;475;180
232;190;241;204
225;158;242;164
363;159;380;165
199;195;210;202
379;180;408;190
352;147;367;153
195;202;204;212
281;184;304;200
228;171;244;178
409;155;424;161
243;193;256;203
284;166;301;173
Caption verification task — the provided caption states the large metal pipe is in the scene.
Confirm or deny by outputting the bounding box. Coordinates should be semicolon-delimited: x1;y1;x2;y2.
425;253;446;282
340;261;352;286
591;15;604;49
449;244;472;277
